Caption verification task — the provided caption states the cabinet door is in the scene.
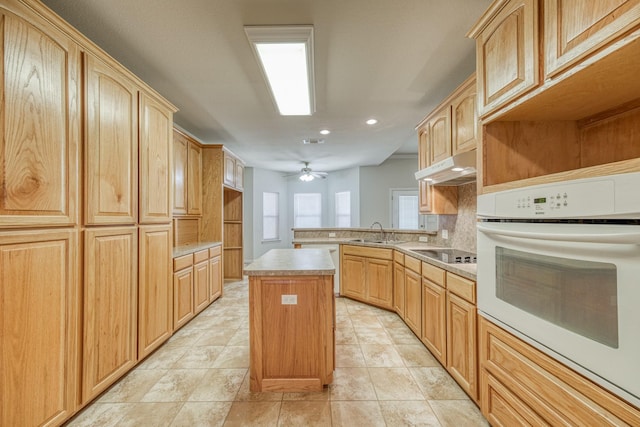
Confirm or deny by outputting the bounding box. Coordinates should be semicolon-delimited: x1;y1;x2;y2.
393;262;405;318
187;141;202;215
83;227;137;402
85;54;138;225
341;254;366;300
209;254;223;302
545;0;640;78
474;0;539;116
404;268;422;336
172;131;188;215
223;152;236;187
418;126;430;169
138;225;172;359
366;258;393;309
418;181;432;214
174;267;195;329
429;105;452;164
447;291;477;400
139;92;173;224
194;259;210;313
421;279;446;364
451;78;478;155
235;161;245;191
0;7;80;228
0;229;79;427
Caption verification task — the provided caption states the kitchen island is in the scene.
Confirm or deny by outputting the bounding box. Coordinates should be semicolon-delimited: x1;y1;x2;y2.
244;248;336;392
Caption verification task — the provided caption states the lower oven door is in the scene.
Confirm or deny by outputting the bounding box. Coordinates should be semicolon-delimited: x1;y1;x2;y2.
477;221;640;406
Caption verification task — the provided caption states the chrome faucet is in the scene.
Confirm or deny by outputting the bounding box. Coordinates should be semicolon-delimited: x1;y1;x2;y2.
370;221;385;242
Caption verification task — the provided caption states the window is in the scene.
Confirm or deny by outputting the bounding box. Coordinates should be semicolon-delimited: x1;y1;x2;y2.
391;190;419;229
335;191;351;227
263;192;279;240
294;193;321;228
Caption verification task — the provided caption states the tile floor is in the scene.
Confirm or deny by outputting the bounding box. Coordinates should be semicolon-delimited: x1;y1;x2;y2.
66;279;488;426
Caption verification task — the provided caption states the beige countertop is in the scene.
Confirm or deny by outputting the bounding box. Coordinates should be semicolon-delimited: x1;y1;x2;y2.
173;241;222;258
244;248;336;276
294;238;476;281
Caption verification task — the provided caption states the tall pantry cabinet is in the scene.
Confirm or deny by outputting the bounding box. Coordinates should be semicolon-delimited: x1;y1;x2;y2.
0;0;176;425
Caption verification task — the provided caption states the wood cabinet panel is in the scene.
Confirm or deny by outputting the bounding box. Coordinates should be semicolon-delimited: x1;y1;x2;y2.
404;267;422;336
447;291;477;401
422;279;446;364
83;227;137;402
418;127;430;169
139;92;173;224
235;161;245;191
0;229;79;427
429;106;452;164
224;151;236;187
173;267;194;329
0;7;80;227
366;258;393;309
393;261;405;318
472;0;539;116
187;141;202;215
341;254;366;299
85;53;138;225
209;252;223;302
138;225;173;359
172;131;188;215
452;79;479;155
545;0;640;77
194;259;210;313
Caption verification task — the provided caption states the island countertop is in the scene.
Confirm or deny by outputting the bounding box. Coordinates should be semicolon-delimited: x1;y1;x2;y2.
244;248;335;276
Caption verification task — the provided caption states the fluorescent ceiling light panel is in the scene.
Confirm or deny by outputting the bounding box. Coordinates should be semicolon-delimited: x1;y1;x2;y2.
245;25;315;116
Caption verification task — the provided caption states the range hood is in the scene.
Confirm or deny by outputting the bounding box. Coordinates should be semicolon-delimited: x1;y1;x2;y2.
414;149;476;186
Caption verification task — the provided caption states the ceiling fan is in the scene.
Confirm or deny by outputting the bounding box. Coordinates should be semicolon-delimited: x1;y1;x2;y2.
285;162;328;181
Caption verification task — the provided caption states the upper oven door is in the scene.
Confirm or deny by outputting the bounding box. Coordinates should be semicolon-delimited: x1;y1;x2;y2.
477;221;640;404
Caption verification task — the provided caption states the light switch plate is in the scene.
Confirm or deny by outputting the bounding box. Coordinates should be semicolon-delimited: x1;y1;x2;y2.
442;229;448;239
419;236;428;242
281;294;298;305
328;232;336;237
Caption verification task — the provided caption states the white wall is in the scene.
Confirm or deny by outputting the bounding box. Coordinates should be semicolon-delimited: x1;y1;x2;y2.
243;167;290;263
359;156;419;228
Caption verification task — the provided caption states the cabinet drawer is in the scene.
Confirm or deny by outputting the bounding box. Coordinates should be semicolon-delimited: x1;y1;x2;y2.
209;245;222;257
404;255;421;274
393;250;404;265
342;244;393;260
447;272;475;303
422;262;445;287
173;254;193;271
194;249;208;264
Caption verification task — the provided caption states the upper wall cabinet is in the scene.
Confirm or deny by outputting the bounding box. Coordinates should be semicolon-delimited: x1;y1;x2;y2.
0;5;80;228
223;149;244;191
544;0;640;78
429;105;452;165
469;0;539;117
139;92;173;224
173;129;202;216
85;53;138;225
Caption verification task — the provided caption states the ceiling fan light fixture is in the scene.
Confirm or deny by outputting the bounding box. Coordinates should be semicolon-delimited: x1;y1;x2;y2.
245;25;315;116
299;172;315;182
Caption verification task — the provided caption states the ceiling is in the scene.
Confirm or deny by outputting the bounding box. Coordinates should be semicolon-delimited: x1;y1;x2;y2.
41;0;492;175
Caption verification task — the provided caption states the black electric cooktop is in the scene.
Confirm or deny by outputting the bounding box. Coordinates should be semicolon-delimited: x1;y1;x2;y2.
411;249;477;264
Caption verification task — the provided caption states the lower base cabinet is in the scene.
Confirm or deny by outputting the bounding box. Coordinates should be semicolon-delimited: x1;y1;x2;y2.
83;227;138;403
421;265;446;364
209;246;223;301
193;249;210;313
173;254;195;329
479;317;640;426
393;252;405;318
0;229;80;427
404;255;422;336
340;245;393;310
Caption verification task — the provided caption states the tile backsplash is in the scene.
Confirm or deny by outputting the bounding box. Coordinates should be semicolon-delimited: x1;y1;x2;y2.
430;182;477;252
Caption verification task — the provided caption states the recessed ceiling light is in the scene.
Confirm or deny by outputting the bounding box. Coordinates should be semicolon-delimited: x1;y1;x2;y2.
451;167;464;172
245;26;315;116
319;129;330;135
366;118;378;125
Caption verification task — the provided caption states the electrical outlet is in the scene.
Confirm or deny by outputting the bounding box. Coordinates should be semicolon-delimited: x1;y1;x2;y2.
418;236;428;242
328;232;336;237
281;294;298;305
442;229;449;239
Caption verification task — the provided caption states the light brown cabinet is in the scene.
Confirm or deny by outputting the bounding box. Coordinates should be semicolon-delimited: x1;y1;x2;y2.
85;53;138;225
404;256;422;336
139;92;173;224
429;105;452;164
173;129;202;216
393;251;405;317
421;262;447;364
193;249;210;313
223;149;245;190
470;0;539;117
82;227;138;403
446;272;477;401
0;5;80;228
138;225;173;359
479;317;640;426
0;229;79;427
209;246;223;301
340;245;394;310
173;254;195;329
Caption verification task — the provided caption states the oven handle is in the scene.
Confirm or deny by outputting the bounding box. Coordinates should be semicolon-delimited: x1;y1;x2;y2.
477;224;640;244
